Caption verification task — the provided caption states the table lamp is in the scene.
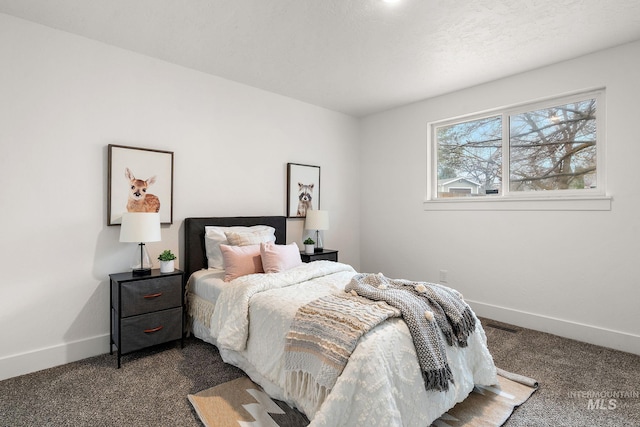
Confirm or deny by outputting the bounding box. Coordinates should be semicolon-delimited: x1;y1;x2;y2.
305;210;329;252
119;212;161;276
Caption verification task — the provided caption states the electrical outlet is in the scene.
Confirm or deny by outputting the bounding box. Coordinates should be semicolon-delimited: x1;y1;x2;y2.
439;270;448;283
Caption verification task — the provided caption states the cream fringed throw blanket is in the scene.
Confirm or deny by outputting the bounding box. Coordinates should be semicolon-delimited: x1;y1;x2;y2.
284;273;477;408
345;273;476;392
284;293;401;410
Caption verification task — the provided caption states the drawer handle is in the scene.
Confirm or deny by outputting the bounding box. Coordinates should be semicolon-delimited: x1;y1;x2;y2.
143;326;163;334
143;292;163;299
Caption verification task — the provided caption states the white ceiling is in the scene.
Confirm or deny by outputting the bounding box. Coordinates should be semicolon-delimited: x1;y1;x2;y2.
2;0;640;117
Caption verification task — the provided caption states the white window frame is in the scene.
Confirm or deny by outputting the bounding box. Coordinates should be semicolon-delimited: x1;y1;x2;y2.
425;89;611;211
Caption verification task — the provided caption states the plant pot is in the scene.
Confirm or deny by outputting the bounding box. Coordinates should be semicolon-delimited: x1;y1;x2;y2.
160;260;175;273
304;244;315;255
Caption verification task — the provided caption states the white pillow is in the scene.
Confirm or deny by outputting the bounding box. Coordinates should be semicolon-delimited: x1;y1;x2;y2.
225;229;276;246
204;225;275;270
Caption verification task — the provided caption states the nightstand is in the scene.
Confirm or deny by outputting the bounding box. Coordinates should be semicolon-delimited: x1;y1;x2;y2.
300;249;338;263
110;269;184;368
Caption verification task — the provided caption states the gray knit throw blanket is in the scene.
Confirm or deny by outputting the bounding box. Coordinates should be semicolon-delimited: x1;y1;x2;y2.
345;273;476;392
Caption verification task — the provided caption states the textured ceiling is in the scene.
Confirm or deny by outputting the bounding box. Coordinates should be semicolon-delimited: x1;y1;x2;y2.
2;0;640;117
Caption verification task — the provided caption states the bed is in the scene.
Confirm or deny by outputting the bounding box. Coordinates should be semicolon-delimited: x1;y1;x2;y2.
184;216;497;426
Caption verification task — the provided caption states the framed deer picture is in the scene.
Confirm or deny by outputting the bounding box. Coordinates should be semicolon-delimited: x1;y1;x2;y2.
108;144;174;225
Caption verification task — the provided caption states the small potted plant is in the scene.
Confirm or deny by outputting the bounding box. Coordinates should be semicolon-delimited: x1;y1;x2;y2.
158;250;176;273
303;237;315;255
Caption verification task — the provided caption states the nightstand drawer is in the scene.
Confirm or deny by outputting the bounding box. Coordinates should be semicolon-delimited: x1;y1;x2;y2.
120;307;182;354
308;252;337;261
300;249;338;263
120;276;182;317
110;269;185;368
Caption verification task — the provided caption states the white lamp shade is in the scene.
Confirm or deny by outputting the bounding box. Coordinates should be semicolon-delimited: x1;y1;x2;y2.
305;210;329;230
119;213;161;243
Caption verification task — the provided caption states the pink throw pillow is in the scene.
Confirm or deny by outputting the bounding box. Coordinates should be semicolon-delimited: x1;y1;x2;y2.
260;242;302;273
220;244;263;282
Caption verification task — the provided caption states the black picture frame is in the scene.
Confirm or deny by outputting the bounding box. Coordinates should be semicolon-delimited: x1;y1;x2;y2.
108;144;174;225
287;163;321;218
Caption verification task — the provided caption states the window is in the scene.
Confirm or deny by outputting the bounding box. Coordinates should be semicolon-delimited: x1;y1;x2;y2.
436;116;502;197
428;90;607;209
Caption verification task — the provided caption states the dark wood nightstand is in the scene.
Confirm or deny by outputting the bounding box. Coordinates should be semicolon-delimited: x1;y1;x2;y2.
109;269;184;368
300;249;338;263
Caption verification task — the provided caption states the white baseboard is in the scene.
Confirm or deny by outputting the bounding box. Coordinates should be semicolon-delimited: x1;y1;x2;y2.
2;304;637;381
0;334;111;381
468;299;640;356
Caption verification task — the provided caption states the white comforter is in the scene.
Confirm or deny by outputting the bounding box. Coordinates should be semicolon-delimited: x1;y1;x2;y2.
201;261;496;426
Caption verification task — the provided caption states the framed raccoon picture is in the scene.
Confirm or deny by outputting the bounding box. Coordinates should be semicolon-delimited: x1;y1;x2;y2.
107;144;174;225
287;163;320;218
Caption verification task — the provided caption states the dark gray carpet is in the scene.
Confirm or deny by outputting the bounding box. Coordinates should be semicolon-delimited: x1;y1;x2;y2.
0;319;638;426
481;319;639;427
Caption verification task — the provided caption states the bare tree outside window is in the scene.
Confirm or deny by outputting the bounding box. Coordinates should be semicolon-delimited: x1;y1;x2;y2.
432;92;600;199
509;99;596;192
437;116;502;197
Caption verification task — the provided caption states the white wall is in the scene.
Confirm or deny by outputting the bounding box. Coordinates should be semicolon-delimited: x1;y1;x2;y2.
2;12;637;382
360;40;640;355
0;14;361;380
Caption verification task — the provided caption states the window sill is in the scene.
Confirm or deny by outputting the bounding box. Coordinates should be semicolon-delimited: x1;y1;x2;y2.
423;196;612;211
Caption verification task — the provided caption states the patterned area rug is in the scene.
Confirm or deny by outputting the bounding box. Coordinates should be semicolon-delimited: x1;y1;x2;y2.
188;376;309;427
188;369;538;427
430;368;538;427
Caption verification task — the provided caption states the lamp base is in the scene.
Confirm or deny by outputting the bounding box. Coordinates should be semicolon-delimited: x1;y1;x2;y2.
314;247;324;253
130;243;153;276
314;230;323;253
132;268;152;276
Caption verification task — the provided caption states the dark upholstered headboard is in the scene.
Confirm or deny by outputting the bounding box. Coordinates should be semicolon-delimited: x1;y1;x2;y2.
184;216;287;279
